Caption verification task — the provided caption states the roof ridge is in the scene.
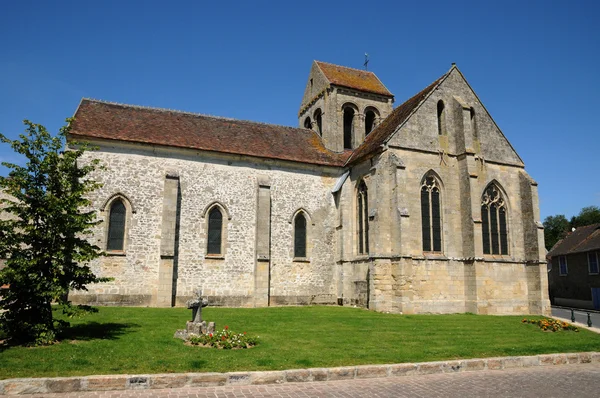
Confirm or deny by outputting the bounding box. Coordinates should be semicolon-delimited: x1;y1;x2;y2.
314;60;376;75
81;98;310;133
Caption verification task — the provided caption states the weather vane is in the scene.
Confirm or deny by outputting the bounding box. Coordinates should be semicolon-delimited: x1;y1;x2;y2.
364;53;369;71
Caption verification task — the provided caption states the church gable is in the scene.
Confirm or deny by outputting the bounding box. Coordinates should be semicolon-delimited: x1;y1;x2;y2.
385;67;524;167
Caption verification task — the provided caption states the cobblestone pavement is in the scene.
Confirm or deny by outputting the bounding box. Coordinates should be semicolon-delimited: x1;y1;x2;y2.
26;363;600;398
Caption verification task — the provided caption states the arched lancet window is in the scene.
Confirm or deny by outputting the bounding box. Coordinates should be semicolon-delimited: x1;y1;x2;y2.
365;109;376;136
437;100;446;135
107;199;126;251
207;206;223;255
357;180;369;255
481;184;508;255
294;212;307;258
421;174;442;252
343;107;355;149
470;107;477;138
314;109;322;136
304;117;312;129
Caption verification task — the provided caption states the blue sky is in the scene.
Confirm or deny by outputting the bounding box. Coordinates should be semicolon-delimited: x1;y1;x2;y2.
1;0;598;220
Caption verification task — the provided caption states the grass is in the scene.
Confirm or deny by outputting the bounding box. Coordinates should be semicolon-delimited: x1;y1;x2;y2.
1;306;600;379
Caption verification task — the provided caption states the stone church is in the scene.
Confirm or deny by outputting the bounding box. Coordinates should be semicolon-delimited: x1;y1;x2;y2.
67;61;551;315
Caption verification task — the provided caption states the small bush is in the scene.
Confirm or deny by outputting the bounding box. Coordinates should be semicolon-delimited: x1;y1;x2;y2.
522;318;579;332
188;325;258;349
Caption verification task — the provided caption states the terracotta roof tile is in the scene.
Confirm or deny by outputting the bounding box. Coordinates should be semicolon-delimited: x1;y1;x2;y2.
316;61;393;97
547;223;600;257
345;73;448;166
70;100;350;167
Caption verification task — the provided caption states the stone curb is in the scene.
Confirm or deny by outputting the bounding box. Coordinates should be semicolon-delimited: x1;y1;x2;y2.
1;352;598;395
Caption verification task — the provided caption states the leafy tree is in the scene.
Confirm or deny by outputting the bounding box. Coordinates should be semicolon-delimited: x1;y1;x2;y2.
570;206;600;229
0;119;108;345
543;214;570;251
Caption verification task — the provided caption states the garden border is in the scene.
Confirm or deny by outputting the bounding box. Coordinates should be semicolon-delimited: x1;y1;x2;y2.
1;352;599;395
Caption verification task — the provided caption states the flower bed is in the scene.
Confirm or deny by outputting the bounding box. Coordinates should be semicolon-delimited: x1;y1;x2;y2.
522;318;579;332
188;326;258;349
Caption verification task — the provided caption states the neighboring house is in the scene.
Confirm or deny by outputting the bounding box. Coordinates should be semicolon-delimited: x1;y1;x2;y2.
54;61;549;315
547;223;600;310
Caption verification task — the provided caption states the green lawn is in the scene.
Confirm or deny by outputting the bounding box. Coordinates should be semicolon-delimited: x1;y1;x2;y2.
1;306;600;379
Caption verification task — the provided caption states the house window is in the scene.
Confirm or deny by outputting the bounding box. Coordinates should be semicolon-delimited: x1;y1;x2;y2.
314;109;322;136
304;117;312;129
437;100;446;135
107;199;126;251
481;183;508;255
343;107;355;149
365;109;376;136
207;206;223;255
421;174;442;252
294;212;307;258
357;180;369;255
559;256;568;275
589;252;599;275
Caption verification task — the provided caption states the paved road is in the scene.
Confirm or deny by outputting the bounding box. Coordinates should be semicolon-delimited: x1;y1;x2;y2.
552;306;600;328
27;363;600;398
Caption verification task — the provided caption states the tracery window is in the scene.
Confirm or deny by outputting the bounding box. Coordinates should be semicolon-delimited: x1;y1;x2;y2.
357;181;369;255
207;206;223;255
481;184;508;255
421;175;442;252
107;199;126;251
294;212;307;258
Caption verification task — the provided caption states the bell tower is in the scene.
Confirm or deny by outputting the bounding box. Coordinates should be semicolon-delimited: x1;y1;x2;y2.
298;61;394;153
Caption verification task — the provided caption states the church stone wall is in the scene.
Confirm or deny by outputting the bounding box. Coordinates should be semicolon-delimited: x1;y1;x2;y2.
71;141;340;307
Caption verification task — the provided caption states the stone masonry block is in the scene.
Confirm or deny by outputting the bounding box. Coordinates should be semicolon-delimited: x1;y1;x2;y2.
285;369;311;383
355;365;388;379
463;359;485;371
578;353;592;364
503;357;523;369
389;363;417;377
486;359;504;370
2;379;48;395
150;374;188;389
417;363;443;375
46;378;82;393
442;361;463;373
250;371;286;385
591;352;600;363
538;354;556;366
188;373;228;387
227;372;251;385
327;367;356;381
521;356;540;367
310;368;328;381
85;376;128;391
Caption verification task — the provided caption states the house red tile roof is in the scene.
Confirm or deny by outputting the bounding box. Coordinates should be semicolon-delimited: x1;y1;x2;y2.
547;223;600;257
345;72;448;166
316;61;393;97
70;100;351;167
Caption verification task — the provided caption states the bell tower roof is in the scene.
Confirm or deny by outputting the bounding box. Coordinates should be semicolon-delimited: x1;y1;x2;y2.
314;61;393;98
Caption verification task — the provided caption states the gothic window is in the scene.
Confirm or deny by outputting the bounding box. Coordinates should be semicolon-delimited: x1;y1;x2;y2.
437;100;446;135
421;174;442;252
207;206;223;255
357;180;369;255
365;109;376;136
481;184;508;255
343;107;355;149
294;212;307;258
107;199;126;251
314;109;322;136
304;117;312;129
